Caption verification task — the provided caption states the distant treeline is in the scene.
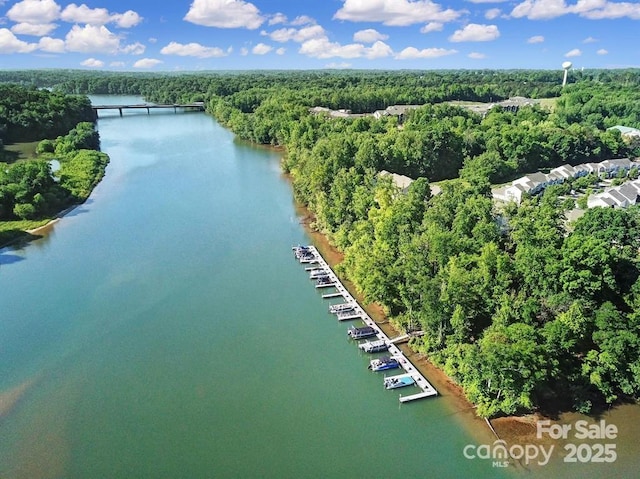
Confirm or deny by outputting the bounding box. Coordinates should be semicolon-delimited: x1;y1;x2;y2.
4;69;640;418
0;83;95;144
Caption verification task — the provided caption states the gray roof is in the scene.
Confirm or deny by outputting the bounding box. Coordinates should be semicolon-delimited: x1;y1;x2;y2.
385;105;422;116
604;158;632;168
524;172;548;184
510;183;529;193
608;190;628;205
551;164;575;175
589;195;616;207
617;183;639;202
547;171;565;181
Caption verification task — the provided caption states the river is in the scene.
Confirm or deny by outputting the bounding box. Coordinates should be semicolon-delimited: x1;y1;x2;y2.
0;95;635;478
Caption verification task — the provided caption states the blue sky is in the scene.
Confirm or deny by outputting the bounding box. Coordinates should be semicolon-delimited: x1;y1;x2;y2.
0;0;638;70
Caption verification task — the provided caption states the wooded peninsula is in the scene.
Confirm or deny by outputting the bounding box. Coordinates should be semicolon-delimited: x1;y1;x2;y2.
0;82;108;244
2;69;640;419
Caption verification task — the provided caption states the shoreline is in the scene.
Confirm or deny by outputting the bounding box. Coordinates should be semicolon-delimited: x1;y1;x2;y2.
24;203;80;235
294;200;640;466
296;203;500;446
1;203;82;250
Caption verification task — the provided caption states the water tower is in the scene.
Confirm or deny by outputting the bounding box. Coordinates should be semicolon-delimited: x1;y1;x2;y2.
562;61;572;87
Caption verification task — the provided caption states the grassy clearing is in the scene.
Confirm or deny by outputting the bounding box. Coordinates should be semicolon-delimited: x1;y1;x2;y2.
538;98;558;111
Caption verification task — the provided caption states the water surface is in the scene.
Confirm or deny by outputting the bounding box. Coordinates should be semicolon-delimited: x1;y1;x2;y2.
0;95;606;478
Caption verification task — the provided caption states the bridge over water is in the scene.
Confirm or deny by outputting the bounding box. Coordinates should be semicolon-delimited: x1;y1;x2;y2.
92;102;205;118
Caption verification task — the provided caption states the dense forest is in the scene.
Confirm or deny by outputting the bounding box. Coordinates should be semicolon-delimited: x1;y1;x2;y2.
0;84;108;245
3;69;640;418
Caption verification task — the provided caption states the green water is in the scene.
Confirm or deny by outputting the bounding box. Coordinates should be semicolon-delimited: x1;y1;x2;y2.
1;96;510;478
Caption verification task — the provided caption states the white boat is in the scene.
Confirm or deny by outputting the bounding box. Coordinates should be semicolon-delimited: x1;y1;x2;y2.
369;356;400;372
384;374;415;390
329;302;355;314
347;325;377;339
358;339;389;353
309;268;328;279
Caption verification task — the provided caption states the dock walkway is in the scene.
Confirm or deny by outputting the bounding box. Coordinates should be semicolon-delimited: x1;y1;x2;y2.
294;245;437;402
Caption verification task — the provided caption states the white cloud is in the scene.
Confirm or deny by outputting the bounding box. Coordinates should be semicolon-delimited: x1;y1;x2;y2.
133;58;162;68
527;35;545;43
420;22;443;33
353;28;388;43
395;46;457;59
468;52;486;59
368;40;394;58
565;48;582;57
511;0;571;19
112;10;143;28
269;13;288;25
59;4;142;28
11;22;57;36
583;36;598;43
485;8;502;19
184;0;265;29
334;0;463;26
160;41;228;58
510;0;640;20
291;15;316;26
61;4;110;25
268;25;326;43
252;42;272;54
275;47;285;55
240;47;249;55
597;48;608;54
81;57;104;67
325;62;352;69
299;37;392;59
65;24;120;54
6;0;60;24
121;42;145;55
148;37;157;44
581;2;640;19
466;0;509;2
449;24;500;42
110;61;125;67
37;35;64;52
0;27;38;53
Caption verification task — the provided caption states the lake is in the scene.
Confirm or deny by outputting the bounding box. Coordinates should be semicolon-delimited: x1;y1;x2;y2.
1;95;633;478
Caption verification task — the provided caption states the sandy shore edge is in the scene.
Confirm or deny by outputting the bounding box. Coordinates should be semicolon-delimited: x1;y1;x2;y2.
24;204;81;235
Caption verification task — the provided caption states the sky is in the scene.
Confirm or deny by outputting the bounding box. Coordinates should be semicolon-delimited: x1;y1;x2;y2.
0;0;638;71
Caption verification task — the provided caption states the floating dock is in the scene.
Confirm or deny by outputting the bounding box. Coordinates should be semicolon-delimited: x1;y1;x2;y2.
294;245;437;402
322;292;344;298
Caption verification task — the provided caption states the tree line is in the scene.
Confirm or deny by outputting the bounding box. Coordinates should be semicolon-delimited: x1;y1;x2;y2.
5;69;640;417
198;70;640;417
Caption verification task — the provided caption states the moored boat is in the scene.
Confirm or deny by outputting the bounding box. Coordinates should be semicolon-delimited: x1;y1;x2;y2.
309;268;328;279
358;339;389;353
384;375;415;389
329;302;355;314
369;356;400;372
347;325;377;339
316;276;334;286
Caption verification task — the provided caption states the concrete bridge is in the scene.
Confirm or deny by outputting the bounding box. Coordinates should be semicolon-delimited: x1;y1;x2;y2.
92;102;205;118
